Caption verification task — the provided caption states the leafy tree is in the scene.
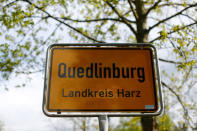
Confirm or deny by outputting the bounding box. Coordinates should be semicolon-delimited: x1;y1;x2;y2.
113;117;142;131
1;0;197;130
157;114;175;131
113;114;175;131
70;117;90;131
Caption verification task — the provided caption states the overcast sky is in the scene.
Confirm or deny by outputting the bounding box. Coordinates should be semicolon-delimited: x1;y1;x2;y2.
0;73;77;131
0;73;48;130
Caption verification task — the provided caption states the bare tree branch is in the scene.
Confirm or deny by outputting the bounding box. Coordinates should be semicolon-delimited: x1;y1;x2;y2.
62;17;136;23
158;3;196;8
148;16;174;27
17;17;45;44
145;0;162;16
159;58;182;64
150;21;197;43
162;81;195;129
15;69;44;74
168;38;186;61
123;10;132;17
181;66;192;87
159;58;197;68
161;81;187;115
24;11;136;23
127;0;138;19
148;3;197;31
2;0;18;8
180;14;197;22
22;0;106;43
41;23;62;46
24;15;136;23
105;1;137;35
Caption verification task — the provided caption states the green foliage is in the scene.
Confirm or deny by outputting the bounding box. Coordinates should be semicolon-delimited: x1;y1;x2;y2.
113;115;176;131
0;43;22;79
0;0;59;80
160;30;167;41
113;117;141;131
157;114;175;131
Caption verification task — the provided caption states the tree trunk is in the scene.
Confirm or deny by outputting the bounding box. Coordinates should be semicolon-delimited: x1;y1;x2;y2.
141;117;153;131
133;0;157;130
141;117;158;131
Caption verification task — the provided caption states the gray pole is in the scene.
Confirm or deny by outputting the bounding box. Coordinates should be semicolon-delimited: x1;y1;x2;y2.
98;115;108;131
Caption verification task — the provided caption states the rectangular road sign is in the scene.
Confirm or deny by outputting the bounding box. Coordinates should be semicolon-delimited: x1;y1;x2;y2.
43;44;163;117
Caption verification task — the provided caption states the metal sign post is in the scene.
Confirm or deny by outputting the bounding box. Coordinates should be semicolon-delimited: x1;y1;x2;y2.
99;115;108;131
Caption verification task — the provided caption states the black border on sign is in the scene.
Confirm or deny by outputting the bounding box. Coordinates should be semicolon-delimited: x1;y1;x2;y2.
47;47;158;112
